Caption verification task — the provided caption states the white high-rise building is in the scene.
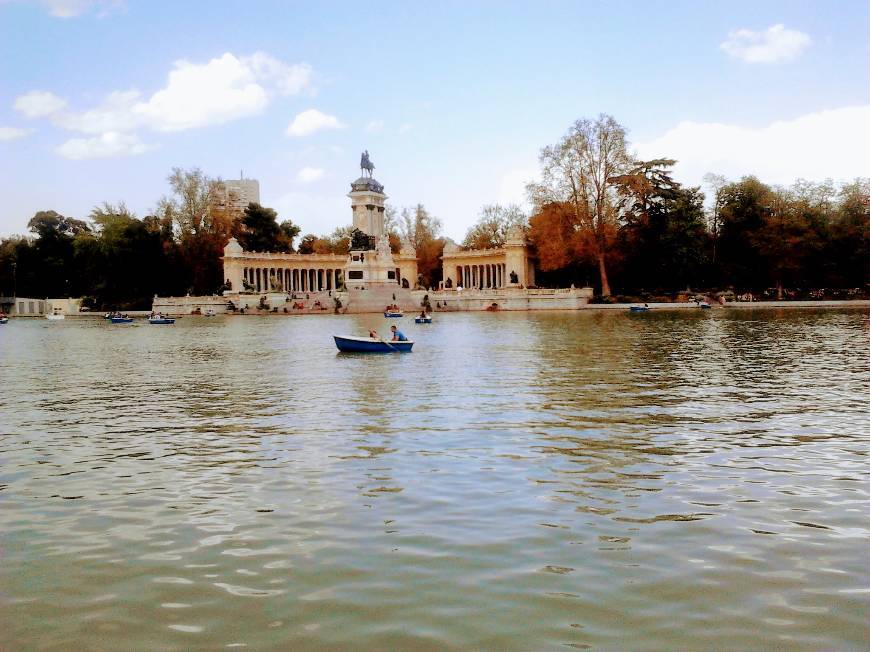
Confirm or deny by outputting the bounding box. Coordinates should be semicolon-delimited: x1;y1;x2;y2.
213;177;260;214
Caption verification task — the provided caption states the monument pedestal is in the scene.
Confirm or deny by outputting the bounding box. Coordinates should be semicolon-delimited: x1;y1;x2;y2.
345;284;415;314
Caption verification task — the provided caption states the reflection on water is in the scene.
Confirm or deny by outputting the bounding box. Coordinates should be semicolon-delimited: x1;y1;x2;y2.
1;310;868;650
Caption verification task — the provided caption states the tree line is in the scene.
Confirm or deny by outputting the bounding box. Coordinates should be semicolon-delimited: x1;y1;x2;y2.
0;168;450;308
520;115;868;298
1;117;866;307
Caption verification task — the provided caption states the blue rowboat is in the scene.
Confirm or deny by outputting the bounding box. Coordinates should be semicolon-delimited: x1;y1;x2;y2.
333;335;413;353
699;302;712;309
384;311;403;318
148;318;175;324
629;305;650;312
110;317;134;324
414;316;432;324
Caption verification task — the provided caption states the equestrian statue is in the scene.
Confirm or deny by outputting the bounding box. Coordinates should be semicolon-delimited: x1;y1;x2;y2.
360;150;375;178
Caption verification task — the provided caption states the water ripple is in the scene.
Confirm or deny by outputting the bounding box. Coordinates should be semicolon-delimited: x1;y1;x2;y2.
1;309;868;650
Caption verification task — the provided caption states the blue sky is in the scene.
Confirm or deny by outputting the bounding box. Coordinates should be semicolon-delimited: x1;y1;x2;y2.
1;0;868;240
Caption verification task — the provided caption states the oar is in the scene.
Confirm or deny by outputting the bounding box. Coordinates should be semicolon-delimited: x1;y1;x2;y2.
379;337;398;352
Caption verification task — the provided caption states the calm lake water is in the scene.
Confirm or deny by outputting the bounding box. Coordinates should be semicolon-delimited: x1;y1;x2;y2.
1;309;868;650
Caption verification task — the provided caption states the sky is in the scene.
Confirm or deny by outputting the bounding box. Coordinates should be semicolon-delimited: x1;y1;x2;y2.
1;0;868;241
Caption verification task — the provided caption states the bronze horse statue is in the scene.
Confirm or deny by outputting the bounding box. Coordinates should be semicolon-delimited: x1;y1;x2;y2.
360;150;375;177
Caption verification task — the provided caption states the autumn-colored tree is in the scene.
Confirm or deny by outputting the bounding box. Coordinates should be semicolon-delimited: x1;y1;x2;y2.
528;202;582;271
528;114;631;296
399;204;444;288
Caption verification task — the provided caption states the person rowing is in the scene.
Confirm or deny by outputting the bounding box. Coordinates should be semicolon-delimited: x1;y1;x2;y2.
390;324;407;341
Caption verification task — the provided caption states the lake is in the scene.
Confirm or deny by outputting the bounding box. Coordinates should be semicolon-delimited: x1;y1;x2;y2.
1;309;868;650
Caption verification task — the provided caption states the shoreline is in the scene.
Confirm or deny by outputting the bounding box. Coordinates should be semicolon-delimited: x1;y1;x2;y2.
583;299;870;311
6;298;869;318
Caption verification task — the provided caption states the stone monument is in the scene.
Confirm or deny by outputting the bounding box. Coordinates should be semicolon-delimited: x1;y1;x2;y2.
344;152;414;312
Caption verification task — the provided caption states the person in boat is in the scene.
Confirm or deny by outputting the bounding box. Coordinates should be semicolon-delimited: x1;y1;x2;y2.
419;310;427;319
368;329;378;339
390;325;407;342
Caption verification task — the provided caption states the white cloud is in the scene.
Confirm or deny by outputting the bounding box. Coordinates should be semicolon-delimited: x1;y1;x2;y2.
18;52;313;143
14;90;67;118
635;106;870;188
56;52;311;134
286;109;345;137
0;126;31;141
39;0;123;18
364;119;384;133
296;166;325;183
55;131;154;159
398;123;413;135
243;52;313;96
720;24;811;64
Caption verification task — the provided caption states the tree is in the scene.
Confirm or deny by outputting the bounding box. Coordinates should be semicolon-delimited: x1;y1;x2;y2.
462;204;527;250
155;167;218;237
297;234;318;254
828;178;869;286
279;220;301;251
398;204;444;288
702;173;727;267
237;203;296;252
528;114;631;296
528;202;582;271
717;176;774;289
384;205;403;253
614;159;708;291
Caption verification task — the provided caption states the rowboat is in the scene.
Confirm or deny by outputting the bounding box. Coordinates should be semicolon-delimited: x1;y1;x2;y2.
414;316;432;324
698;302;712;309
629;305;649;312
383;311;403;318
333;335;413;353
110;317;134;324
0;317;8;324
148;317;175;325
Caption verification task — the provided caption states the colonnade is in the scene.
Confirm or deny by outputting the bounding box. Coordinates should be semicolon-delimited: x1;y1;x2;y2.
456;263;506;289
243;266;343;293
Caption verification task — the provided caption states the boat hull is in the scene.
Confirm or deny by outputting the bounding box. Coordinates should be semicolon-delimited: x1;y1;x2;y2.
383;312;403;318
334;335;413;353
46;315;65;320
629;306;649;312
148;318;175;324
414;317;432;323
110;317;134;324
0;318;8;324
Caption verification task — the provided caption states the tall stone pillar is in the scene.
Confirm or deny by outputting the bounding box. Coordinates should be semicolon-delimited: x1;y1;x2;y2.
505;227;530;287
222;237;245;292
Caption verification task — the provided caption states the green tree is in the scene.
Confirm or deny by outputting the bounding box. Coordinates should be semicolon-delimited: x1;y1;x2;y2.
614;159;708;291
462;204;527;250
717;176;773;289
239;203;284;252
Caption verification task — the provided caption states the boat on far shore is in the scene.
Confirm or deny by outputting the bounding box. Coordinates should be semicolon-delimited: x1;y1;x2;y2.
334;335;413;353
46;308;65;320
148;315;175;324
0;316;8;324
629;305;650;312
110;316;134;324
